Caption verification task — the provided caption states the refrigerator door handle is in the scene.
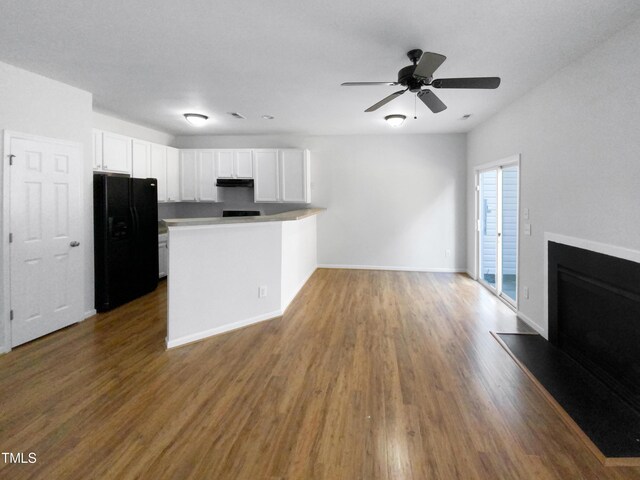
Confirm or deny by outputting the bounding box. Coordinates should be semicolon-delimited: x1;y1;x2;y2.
129;206;138;239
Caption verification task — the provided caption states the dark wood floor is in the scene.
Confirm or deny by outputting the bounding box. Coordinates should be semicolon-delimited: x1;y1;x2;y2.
1;269;639;479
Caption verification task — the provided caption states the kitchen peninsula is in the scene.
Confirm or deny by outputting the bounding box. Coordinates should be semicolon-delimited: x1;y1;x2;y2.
163;208;324;348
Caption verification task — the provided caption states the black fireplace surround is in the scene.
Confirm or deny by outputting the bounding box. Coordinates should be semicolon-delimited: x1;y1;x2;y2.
548;241;640;413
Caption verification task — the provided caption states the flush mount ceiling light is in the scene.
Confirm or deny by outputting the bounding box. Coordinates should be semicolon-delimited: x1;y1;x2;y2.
183;113;209;126
261;115;275;120
385;114;406;127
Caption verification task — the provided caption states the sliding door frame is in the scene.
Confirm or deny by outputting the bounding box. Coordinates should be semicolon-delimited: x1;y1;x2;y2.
474;154;520;310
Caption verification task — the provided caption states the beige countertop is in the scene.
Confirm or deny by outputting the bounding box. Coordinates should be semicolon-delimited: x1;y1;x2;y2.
162;208;325;228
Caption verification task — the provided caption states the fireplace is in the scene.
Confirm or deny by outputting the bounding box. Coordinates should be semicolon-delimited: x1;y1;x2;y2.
548;241;640;413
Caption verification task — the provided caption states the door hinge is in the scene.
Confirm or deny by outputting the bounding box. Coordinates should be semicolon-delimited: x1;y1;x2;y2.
9;233;12;243
8;154;15;166
10;310;14;321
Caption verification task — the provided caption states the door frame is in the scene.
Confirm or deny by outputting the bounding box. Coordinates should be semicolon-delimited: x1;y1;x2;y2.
2;130;84;353
474;154;520;310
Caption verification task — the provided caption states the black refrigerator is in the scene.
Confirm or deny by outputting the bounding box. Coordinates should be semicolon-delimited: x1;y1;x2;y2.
94;173;159;312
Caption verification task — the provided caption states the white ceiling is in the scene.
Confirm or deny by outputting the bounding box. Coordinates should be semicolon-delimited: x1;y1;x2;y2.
1;0;638;136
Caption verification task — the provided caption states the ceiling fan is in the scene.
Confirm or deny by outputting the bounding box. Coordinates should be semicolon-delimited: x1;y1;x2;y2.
342;49;500;114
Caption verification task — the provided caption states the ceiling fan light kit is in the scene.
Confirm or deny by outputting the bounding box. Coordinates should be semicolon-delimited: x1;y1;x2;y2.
385;114;406;127
184;113;209;126
342;49;501;114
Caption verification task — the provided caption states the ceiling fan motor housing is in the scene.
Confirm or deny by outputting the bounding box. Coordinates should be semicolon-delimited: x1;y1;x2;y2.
398;65;427;92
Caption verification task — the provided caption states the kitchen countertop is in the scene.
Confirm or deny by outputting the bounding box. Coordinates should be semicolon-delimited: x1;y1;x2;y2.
162;208;325;228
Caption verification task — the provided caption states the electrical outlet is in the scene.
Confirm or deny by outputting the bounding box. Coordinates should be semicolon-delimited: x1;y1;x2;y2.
445;249;451;257
259;286;267;298
524;224;531;236
524;286;529;299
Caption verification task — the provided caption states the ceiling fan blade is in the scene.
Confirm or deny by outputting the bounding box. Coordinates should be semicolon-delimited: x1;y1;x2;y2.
364;89;406;112
413;52;447;80
417;89;447;113
431;77;501;89
342;82;399;86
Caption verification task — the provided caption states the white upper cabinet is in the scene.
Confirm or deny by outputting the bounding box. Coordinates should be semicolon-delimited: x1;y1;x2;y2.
254;150;280;202
280;149;310;203
166;147;180;202
180;150;198;201
235;150;253;178
150;144;167;202
216;150;235;178
216;149;253;179
254;149;311;204
179;150;221;202
131;139;151;179
197;150;218;202
102;132;132;174
93;129;132;174
92;129;103;170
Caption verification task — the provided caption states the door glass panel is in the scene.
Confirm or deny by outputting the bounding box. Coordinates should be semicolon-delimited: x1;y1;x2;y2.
501;166;518;302
479;170;498;288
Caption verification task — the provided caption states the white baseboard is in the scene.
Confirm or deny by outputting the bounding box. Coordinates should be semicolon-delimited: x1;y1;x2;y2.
517;311;547;338
0;344;9;355
83;309;97;320
166;309;283;349
465;270;477;280
318;264;466;273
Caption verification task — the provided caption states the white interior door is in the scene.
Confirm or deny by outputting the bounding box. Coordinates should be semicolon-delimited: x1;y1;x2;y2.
8;133;83;347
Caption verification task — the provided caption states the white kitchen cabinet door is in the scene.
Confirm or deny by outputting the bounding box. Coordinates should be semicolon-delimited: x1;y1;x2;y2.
158;241;168;278
280;149;310;203
102;132;132;173
198;150;218;202
131;139;151;179
216;150;234;178
166;147;180;202
254;149;280;202
150;144;167;202
92;129;103;170
235;150;253;178
180;150;198;201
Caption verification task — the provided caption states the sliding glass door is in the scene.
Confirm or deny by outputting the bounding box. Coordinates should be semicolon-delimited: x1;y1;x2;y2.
477;163;519;305
479;170;498;289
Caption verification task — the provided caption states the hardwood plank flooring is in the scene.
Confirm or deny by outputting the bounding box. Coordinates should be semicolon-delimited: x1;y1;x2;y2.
1;269;639;479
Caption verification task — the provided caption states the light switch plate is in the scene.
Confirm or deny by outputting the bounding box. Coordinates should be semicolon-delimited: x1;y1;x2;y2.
523;208;529;220
524;224;531;236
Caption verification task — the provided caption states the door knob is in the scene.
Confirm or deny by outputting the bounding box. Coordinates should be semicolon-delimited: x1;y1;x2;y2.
70;241;80;247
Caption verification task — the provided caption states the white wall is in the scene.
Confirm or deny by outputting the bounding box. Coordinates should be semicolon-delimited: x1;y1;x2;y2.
467;18;640;335
93;111;175;146
0;60;93;352
176;134;467;272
